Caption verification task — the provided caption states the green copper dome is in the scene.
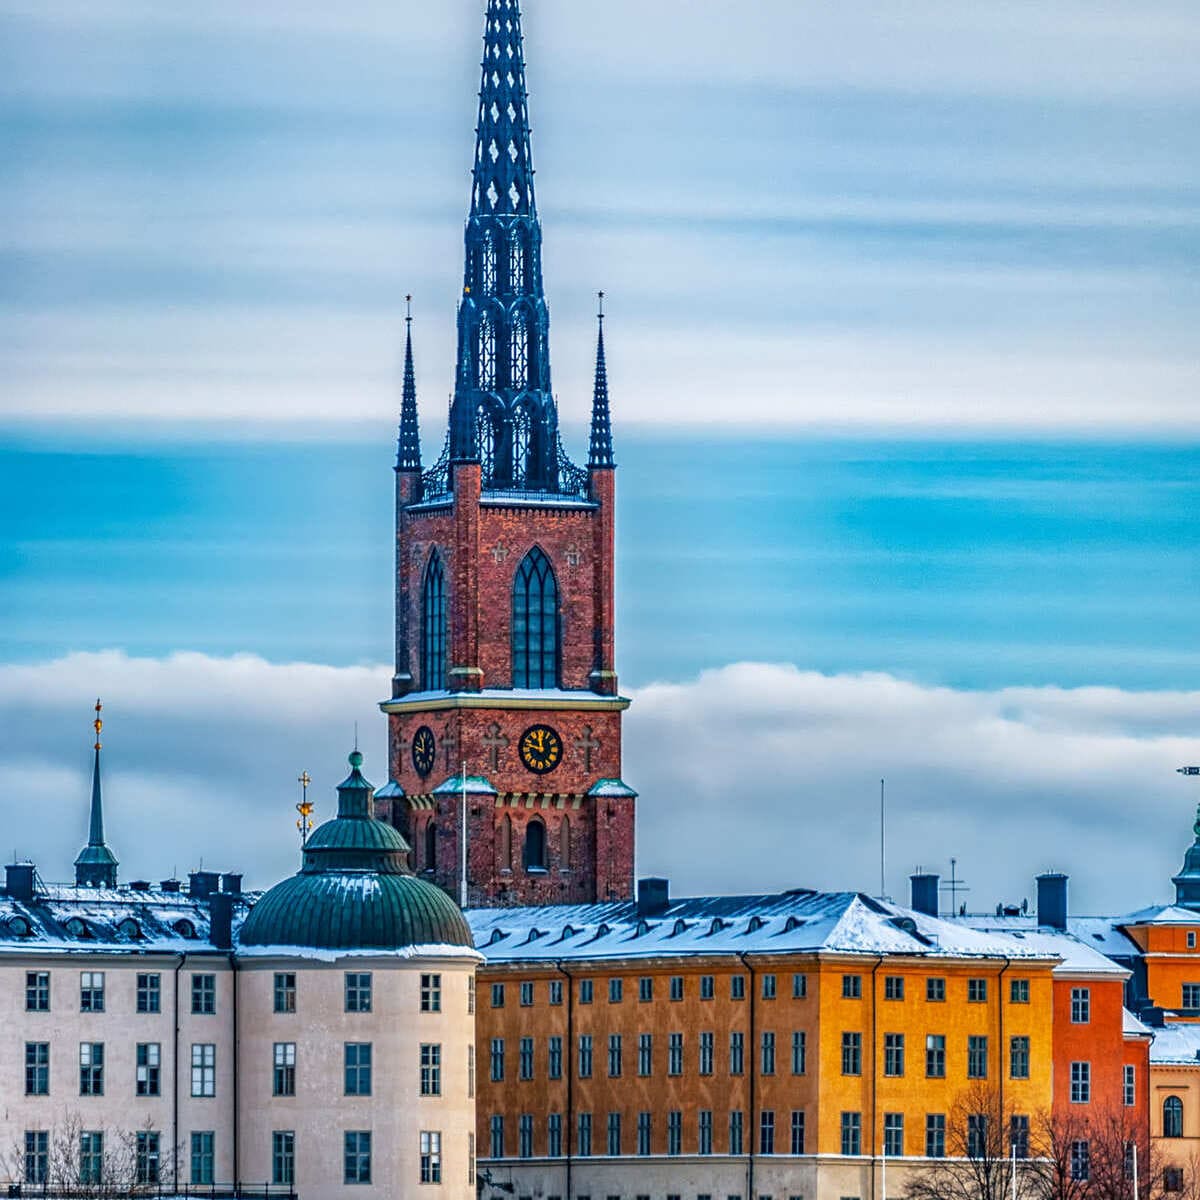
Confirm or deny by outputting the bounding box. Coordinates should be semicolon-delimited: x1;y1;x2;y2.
240;751;472;952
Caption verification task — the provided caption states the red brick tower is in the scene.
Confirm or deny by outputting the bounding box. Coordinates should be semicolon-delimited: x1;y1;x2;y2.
376;1;633;908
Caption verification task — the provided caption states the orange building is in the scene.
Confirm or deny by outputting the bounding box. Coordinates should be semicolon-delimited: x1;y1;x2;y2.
469;885;1070;1200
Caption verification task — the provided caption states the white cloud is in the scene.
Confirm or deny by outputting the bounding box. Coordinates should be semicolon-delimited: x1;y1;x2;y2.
3;652;1197;916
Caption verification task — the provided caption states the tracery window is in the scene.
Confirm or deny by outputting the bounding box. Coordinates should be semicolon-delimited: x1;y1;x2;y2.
476;405;497;483
511;406;532;488
509;234;526;292
512;547;559;688
477;315;496;389
421;554;446;691
481;231;498;293
510;313;529;389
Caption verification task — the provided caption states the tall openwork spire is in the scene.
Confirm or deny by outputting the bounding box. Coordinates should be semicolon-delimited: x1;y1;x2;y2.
448;0;558;491
396;295;422;472
75;699;118;889
588;292;615;469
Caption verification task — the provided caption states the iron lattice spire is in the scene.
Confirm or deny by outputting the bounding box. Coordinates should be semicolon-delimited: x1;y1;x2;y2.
75;699;118;888
396;295;422;471
448;0;558;490
588;292;615;468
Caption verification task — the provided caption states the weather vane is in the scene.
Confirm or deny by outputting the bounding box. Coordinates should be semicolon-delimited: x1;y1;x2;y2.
296;770;314;846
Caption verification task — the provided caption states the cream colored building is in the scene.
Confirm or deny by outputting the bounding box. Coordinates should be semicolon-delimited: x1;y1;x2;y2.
0;745;479;1199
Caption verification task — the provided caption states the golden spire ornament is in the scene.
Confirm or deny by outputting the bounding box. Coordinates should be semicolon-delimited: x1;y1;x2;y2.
296;770;314;846
93;698;103;750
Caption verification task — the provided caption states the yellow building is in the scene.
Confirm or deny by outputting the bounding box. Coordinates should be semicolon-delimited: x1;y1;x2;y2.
469;881;1063;1200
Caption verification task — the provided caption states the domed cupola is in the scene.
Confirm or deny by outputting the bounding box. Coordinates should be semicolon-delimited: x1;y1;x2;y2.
240;750;473;952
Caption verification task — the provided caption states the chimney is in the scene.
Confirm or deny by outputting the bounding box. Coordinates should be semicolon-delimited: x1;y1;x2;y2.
208;892;234;951
910;872;940;918
189;871;220;899
1036;872;1068;931
129;880;151;892
221;873;243;896
637;877;670;917
160;878;182;894
5;863;35;903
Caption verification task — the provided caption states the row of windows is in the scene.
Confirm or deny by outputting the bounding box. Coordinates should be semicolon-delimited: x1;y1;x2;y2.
487;1109;807;1160
19;1128;473;1188
24;970;451;1016
488;1031;807;1082
490;973;809;1009
25;1039;467;1100
486;972;1063;1008
26;971;216;1015
484;1108;1084;1161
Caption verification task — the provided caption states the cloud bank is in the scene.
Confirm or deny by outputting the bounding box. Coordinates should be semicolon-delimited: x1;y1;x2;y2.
3;652;1197;916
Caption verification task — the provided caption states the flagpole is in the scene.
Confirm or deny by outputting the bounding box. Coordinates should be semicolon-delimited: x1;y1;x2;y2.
460;760;468;909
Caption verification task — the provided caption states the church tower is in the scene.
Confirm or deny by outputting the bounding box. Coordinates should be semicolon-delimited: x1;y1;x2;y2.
378;0;634;908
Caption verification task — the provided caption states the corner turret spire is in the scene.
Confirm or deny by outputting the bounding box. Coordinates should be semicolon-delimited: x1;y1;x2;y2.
588;292;615;469
75;699;118;889
396;295;422;472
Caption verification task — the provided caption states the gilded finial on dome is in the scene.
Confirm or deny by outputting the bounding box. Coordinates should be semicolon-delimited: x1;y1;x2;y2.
93;698;102;751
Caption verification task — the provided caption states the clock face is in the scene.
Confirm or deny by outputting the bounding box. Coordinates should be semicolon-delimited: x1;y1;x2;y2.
411;725;437;778
519;724;562;775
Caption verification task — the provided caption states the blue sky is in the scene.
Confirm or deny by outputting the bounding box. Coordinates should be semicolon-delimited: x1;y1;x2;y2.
2;2;1200;910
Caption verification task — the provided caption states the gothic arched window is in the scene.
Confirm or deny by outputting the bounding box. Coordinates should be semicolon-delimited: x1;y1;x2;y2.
509;234;526;292
481;231;498;293
511;406;532;488
424;820;437;872
476;404;497;484
512;547;559;688
523;817;547;872
477;315;496;389
1165;1096;1184;1138
510;313;529;390
420;554;446;691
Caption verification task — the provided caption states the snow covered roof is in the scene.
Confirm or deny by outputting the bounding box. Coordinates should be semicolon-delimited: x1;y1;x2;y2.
0;883;251;956
1124;1008;1154;1038
466;891;1067;966
1119;904;1200;927
1149;1022;1200;1065
951;916;1130;978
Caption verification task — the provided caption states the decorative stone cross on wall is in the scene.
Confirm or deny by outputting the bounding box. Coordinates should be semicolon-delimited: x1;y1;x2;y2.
491;543;510;564
564;545;582;568
440;722;459;772
573;725;601;772
482;722;510;771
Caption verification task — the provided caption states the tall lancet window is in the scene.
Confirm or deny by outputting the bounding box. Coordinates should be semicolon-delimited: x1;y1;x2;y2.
476;405;497;483
510;313;529;390
512;547;559;689
511;406;531;486
509;234;526;293
481;230;498;294
477;315;496;389
421;554;447;691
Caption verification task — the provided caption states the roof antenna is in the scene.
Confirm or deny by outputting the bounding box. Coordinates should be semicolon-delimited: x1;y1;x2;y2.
941;857;971;916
